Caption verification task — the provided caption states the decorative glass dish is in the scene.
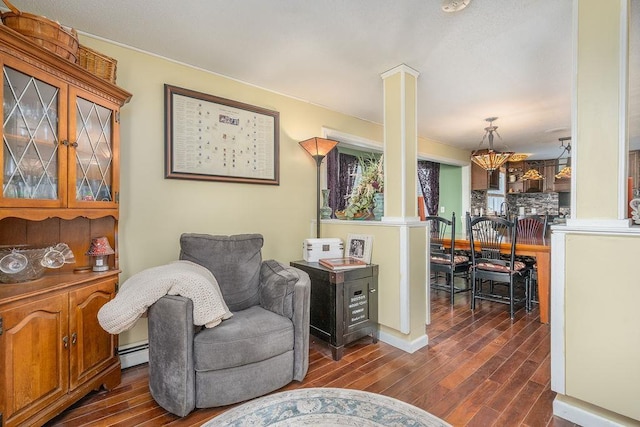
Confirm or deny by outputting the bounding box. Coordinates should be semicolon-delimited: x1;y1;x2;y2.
0;243;74;283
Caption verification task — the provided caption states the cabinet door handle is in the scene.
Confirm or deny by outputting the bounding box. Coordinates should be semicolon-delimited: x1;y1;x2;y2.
63;335;69;349
61;140;69;146
71;332;77;345
71;141;78;148
370;288;376;293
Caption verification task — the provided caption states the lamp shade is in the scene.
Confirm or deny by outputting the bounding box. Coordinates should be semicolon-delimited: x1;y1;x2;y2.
470;118;513;171
299;137;339;159
470;149;513;172
555;166;572;179
86;237;115;256
522;168;544;181
508;153;530;162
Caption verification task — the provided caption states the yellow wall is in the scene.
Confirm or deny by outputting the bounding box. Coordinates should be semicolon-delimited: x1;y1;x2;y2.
383;72;403;218
565;234;640;420
418;136;470;165
82;36;385;345
553;0;640;424
574;0;623;219
81;36;459;347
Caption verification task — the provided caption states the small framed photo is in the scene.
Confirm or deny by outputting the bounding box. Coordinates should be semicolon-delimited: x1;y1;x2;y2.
346;233;373;264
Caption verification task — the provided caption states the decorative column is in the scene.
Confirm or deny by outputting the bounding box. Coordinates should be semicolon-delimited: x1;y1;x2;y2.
381;64;420;222
569;0;630;227
379;64;427;340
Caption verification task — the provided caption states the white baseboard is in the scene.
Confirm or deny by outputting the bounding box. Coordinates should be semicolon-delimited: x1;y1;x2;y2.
553;396;634;427
378;330;428;353
118;341;149;368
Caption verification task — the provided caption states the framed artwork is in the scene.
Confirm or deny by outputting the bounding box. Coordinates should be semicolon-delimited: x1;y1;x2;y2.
164;84;280;185
346;233;373;264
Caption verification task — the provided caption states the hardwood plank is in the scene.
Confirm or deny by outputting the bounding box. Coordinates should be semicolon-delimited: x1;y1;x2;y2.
47;290;580;427
493;380;545;426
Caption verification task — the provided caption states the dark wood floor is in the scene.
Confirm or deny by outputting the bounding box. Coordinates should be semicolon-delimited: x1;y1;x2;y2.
47;288;579;427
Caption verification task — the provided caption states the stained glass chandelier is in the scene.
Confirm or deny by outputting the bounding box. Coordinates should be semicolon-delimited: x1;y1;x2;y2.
470;117;514;171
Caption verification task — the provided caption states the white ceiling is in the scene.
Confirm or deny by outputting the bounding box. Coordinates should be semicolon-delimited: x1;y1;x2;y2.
6;0;639;160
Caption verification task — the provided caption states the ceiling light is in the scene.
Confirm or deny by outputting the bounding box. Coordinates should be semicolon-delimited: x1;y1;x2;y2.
522;168;544;181
555;137;572;179
508;153;530;162
470;117;514;172
441;0;471;12
555;166;572;179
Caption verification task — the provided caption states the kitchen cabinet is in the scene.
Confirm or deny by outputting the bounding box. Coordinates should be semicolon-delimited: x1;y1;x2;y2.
472;162;502;191
507;161;524;193
508;159;562;193
522;161;544;192
0;25;131;426
0;274;120;427
543;161;558;192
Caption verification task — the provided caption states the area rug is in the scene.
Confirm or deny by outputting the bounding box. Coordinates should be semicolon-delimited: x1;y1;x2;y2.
202;387;451;426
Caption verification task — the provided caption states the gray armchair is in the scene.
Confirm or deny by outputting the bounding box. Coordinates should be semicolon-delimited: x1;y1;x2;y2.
147;234;311;417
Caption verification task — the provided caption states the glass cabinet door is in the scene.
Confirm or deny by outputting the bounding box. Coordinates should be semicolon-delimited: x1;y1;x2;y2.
72;95;117;206
2;66;61;204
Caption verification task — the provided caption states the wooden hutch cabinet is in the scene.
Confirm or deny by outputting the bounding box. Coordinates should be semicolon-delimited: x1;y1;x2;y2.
0;25;131;427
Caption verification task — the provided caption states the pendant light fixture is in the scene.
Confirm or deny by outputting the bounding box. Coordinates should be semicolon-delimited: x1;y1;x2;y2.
508;153;531;162
555;137;572;179
470;117;514;171
522;167;544;181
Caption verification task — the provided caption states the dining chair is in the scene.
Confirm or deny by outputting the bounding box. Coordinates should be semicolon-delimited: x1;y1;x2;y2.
516;214;548;310
517;214;548;244
426;212;470;305
467;215;531;319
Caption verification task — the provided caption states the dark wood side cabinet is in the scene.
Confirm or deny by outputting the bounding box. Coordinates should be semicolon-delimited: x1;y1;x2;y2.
290;260;379;361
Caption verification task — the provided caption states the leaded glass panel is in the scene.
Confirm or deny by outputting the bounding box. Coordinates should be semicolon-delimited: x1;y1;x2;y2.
75;97;113;202
2;66;58;199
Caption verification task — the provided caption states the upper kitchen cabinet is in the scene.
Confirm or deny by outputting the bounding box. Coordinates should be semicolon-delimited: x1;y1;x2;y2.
506;161;524;193
0;26;131;221
471;162;502;191
507;159;561;193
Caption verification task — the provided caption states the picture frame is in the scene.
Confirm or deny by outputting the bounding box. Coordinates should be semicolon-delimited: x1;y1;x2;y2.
346;233;373;264
164;84;280;185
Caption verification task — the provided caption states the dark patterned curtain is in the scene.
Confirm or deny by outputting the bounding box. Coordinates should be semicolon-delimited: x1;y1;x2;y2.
417;160;440;216
327;151;358;216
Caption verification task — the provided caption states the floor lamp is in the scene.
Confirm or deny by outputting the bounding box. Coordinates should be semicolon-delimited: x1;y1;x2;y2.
299;137;339;238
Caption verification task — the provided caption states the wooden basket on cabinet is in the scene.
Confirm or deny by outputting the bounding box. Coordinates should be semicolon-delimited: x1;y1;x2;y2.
78;44;117;83
0;0;79;63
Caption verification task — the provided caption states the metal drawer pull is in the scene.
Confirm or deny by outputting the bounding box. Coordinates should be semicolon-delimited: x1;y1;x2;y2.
63;336;69;348
72;332;77;345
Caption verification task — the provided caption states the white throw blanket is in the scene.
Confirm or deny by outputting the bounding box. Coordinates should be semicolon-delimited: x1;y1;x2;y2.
97;260;232;334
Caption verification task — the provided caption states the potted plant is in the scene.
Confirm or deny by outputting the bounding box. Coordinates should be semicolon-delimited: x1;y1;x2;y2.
340;155;384;220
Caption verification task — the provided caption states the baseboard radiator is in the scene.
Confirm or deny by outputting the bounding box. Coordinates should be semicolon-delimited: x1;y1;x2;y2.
118;341;149;368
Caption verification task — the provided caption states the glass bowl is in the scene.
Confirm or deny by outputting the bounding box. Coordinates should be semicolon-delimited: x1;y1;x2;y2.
0;243;72;283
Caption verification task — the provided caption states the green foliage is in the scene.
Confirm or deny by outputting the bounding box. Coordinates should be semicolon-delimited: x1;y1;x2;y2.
344;155;384;219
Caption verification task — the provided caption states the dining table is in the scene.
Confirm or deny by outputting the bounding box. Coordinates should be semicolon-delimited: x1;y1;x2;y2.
442;236;551;324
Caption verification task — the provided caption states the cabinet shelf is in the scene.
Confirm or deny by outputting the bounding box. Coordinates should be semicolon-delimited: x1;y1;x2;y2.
0;207;118;221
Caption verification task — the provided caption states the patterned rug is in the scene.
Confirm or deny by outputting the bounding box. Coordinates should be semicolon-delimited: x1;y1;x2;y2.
202;387;451;426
